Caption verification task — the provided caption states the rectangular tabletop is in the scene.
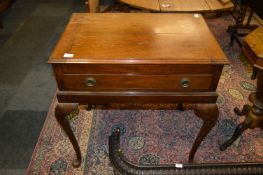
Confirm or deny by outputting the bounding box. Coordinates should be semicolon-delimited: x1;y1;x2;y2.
49;13;228;65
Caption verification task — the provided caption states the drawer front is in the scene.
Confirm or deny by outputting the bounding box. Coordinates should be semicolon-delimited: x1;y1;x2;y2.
61;74;213;91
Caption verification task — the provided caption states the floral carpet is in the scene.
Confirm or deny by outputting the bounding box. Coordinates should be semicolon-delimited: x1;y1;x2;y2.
26;14;263;175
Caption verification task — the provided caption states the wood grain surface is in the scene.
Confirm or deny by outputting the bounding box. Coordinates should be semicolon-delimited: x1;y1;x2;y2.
244;27;263;59
119;0;233;12
49;13;228;65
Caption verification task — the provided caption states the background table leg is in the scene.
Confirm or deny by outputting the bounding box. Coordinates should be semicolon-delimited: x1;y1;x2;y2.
88;0;99;12
220;69;263;151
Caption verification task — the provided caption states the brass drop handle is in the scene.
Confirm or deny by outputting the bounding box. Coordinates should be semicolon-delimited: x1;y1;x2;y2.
85;77;96;87
180;78;190;88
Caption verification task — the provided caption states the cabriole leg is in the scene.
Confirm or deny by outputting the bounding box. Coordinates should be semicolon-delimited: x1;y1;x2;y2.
55;103;82;167
189;104;219;162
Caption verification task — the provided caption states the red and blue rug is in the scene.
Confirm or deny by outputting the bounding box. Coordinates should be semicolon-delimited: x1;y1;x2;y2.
26;14;263;175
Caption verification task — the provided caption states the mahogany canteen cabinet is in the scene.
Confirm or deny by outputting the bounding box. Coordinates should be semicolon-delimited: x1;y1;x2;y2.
48;13;229;167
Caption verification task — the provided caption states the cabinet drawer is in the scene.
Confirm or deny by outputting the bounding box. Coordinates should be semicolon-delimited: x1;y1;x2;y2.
61;74;213;91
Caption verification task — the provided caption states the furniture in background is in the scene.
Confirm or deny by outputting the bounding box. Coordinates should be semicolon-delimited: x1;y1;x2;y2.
110;129;263;174
49;13;228;167
86;0;234;13
86;0;99;12
118;0;233;12
228;0;263;46
220;27;263;151
86;0;131;13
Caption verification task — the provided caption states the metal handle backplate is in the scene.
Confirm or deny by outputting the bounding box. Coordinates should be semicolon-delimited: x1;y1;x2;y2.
85;77;96;87
180;78;190;88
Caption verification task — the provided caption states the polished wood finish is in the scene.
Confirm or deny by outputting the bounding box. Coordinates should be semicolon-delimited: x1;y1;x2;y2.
56;91;219;104
49;13;228;167
190;104;219;162
50;13;227;64
219;0;231;4
220;27;263;151
205;0;233;11
49;13;227;104
55;103;81;167
159;0;210;12
244;27;263;64
119;0;233;12
62;74;213;91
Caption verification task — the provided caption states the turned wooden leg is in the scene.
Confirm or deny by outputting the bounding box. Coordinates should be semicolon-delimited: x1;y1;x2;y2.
176;103;185;111
220;70;263;151
229;29;236;46
234;104;252;116
84;104;94;111
88;0;99;12
55;103;82;167
220;117;253;151
189;104;219;163
251;67;258;80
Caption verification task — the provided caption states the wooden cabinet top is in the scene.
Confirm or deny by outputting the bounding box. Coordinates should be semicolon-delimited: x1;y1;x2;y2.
49;13;228;65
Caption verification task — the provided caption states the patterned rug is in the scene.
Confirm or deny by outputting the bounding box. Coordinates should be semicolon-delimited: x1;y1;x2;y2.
26;14;263;175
